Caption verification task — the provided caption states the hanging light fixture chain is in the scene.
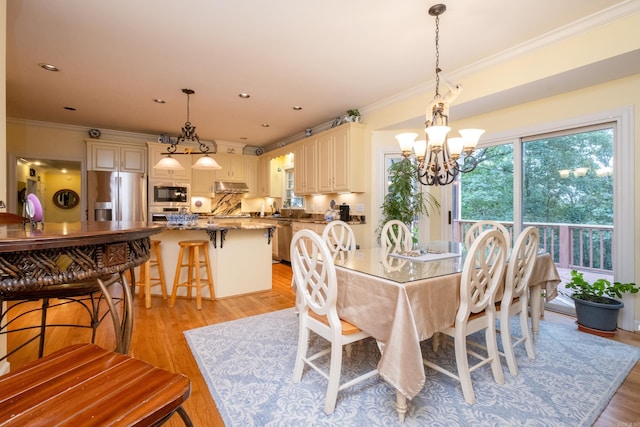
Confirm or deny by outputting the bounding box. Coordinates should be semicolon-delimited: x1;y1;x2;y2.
434;12;440;97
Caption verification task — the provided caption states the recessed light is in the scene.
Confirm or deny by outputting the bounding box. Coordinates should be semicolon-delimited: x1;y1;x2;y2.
64;106;76;111
292;106;303;111
39;63;59;72
239;93;250;99
240;137;248;140
261;123;270;128
153;98;166;104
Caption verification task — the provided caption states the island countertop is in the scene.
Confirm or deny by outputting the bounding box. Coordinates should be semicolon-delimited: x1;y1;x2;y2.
156;219;276;231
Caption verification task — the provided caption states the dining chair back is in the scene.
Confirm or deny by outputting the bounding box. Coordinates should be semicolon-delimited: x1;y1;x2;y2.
291;229;378;414
498;226;539;375
464;220;511;251
381;220;412;252
423;229;508;404
322;220;356;261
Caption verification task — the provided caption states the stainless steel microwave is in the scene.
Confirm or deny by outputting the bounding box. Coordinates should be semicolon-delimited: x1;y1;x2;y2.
151;183;190;206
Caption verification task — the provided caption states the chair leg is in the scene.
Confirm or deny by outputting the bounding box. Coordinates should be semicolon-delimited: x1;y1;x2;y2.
169;246;186;308
292;318;310;383
193;246;202;310
520;303;536;359
454;328;475;405
38;298;50;358
324;340;343;414
143;261;152;309
153;242;168;300
500;312;519;376
176;406;194;427
485;315;505;386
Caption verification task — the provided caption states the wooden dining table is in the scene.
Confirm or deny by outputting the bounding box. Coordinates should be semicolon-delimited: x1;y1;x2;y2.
332;241;561;422
0;221;164;365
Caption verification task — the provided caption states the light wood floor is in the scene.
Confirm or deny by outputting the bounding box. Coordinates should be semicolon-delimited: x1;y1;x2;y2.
4;263;639;426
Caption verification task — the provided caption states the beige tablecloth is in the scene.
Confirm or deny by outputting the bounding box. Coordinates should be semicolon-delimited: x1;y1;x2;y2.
335;252;560;400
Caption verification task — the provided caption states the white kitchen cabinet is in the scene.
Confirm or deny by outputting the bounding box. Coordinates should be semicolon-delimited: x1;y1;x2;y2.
245;156;258;196
147;143;192;180
293;139;317;195
191;154;216;195
88;140;146;173
257;156;270;197
215;154;245;182
317;123;366;193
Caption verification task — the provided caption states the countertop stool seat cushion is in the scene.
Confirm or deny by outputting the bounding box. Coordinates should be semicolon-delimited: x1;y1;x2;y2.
0;343;193;426
135;239;167;309
169;240;214;310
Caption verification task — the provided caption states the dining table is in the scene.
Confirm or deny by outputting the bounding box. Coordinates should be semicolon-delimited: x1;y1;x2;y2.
0;221;164;364
332;241;561;422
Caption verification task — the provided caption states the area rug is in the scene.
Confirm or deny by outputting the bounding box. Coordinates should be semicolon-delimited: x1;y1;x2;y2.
184;308;640;426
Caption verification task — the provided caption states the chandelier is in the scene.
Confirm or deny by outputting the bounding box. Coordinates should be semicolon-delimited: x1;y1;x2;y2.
396;4;484;186
154;88;222;170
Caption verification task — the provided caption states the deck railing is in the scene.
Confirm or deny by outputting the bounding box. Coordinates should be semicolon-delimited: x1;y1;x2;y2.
455;220;614;274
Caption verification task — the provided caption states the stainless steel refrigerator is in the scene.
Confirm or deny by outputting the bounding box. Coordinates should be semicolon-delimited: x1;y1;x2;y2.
87;171;147;222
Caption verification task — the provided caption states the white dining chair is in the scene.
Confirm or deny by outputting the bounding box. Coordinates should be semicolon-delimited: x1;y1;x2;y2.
381;220;412;252
464;220;511;251
291;229;378;414
497;226;539;375
322;220;356;261
423;229;508;405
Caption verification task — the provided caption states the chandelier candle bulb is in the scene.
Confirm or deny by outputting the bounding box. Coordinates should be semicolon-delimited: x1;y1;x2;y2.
459;128;485;150
447;137;464;157
425;125;450;149
395;132;419;157
414;140;428;158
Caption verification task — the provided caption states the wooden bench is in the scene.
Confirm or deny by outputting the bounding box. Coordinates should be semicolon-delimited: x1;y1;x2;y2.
0;344;193;426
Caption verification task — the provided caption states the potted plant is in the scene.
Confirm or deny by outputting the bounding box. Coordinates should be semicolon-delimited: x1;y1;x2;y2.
377;158;439;245
344;109;361;123
564;269;639;336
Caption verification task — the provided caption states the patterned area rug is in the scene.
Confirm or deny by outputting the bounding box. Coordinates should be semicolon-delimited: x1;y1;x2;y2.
184;308;640;426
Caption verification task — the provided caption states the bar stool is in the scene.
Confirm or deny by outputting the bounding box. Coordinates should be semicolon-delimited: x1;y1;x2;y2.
169;240;214;310
135;239;167;308
0;343;194;426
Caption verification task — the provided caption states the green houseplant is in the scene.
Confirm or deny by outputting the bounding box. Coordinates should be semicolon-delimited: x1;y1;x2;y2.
564;270;638;335
377;158;439;245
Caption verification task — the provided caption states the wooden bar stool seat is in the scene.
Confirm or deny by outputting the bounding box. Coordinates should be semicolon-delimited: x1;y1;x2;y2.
169;240;214;310
0;343;193;426
134;240;167;308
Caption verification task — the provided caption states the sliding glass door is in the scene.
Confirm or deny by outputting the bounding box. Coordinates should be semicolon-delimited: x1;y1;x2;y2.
453;124;615;315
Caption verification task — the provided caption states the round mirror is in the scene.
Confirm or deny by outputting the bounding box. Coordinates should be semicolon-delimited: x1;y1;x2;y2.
53;189;80;209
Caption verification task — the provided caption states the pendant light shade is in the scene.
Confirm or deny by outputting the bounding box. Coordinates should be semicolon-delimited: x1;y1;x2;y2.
192;154;222;170
154;155;184;170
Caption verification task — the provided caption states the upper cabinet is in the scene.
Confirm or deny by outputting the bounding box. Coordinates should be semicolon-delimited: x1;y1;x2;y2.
147;142;191;180
256;156;271;197
214;154;246;182
293;139;317;195
191;153;216;195
88;140;146;173
244;156;258;197
295;123;366;194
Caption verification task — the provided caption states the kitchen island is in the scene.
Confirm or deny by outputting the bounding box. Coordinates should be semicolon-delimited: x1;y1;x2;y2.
152;219;275;299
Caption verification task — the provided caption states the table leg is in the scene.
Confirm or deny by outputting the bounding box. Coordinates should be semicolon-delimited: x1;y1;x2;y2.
530;284;542;339
395;390;407;423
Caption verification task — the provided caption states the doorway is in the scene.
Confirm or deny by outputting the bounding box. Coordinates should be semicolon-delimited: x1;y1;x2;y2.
14;158;83;222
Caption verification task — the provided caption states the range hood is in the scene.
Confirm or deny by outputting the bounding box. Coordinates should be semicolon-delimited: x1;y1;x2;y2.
214;181;249;194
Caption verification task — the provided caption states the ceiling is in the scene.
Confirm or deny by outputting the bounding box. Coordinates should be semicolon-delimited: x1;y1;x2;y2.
6;0;631;150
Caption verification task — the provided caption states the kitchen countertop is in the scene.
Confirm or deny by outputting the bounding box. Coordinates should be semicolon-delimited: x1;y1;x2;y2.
155;219;276;231
254;216;365;225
